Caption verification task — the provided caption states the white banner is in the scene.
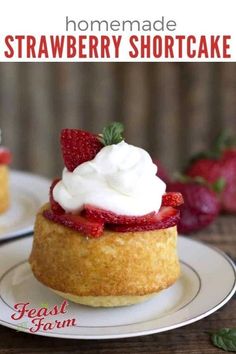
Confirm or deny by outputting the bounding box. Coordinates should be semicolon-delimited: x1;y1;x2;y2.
0;0;235;62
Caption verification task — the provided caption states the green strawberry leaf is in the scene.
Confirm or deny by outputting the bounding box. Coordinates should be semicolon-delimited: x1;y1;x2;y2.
188;131;236;166
214;131;236;152
174;174;225;195
189;150;221;163
211;328;236;352
173;172;191;183
212;178;226;194
99;122;124;146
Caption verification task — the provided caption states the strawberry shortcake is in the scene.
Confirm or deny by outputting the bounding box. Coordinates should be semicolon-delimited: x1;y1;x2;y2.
29;122;183;307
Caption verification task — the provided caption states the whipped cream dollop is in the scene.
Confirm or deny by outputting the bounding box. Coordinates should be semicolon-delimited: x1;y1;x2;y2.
53;141;166;216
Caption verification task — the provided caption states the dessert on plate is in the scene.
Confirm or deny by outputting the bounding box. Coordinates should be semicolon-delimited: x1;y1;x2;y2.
0;131;12;213
29;122;183;307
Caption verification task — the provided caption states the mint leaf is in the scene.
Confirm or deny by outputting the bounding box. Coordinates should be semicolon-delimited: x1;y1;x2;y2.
99;122;124;146
211;328;236;352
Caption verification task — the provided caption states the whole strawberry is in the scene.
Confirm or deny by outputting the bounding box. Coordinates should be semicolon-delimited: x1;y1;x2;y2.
186;132;236;213
167;180;220;234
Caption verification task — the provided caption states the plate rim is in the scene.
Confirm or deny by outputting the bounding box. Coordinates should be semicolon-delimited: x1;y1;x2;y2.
0;170;50;240
0;235;235;340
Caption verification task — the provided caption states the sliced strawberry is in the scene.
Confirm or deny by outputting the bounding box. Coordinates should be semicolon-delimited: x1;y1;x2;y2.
49;179;64;214
162;192;184;207
108;207;180;232
43;209;104;238
0;147;12;165
84;204;155;224
61;129;103;172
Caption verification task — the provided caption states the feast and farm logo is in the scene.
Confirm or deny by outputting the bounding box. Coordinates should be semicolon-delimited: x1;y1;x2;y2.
11;300;77;333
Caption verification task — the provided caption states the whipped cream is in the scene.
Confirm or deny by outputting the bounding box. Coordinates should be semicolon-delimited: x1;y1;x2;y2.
53;141;166;216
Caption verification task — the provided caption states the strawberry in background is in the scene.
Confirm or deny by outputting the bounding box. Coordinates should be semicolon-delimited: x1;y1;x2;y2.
0;147;12;165
167;176;221;234
186;132;236;213
0;129;12;165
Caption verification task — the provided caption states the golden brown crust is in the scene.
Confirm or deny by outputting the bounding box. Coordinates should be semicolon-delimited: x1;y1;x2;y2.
29;204;180;297
0;165;9;213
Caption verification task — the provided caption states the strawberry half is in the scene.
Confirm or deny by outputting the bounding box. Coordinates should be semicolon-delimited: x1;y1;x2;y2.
108;207;180;232
61;129;103;172
43;209;104;238
161;192;184;207
0;147;12;165
49;179;64;214
84;205;155;224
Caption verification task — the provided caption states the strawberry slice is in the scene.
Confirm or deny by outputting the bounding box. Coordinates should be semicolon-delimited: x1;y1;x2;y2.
0;147;12;165
108;207;180;232
49;179;64;214
43;209;104;238
84;204;155;224
61;129;103;172
162;192;184;207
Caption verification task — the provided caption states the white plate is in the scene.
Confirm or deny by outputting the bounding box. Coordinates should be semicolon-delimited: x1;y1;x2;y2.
0;170;50;240
0;235;235;339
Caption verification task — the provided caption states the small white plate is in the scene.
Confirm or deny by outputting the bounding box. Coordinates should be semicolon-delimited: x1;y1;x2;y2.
0;170;50;240
0;235;235;339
